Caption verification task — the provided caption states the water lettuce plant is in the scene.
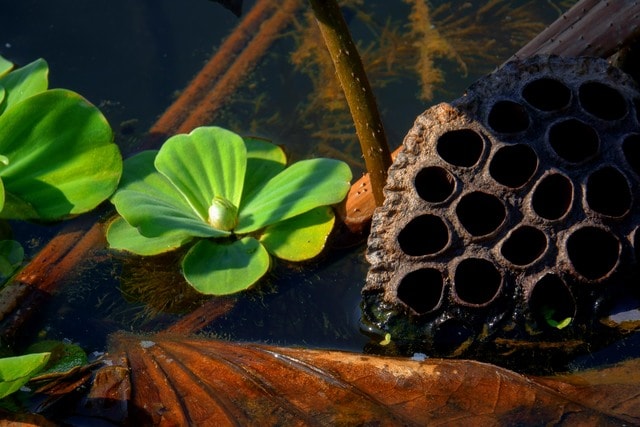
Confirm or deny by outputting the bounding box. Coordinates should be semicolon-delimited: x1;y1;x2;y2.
0;56;122;220
107;126;352;295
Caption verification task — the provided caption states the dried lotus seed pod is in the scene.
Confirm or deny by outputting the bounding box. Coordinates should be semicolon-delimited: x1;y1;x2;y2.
363;55;640;364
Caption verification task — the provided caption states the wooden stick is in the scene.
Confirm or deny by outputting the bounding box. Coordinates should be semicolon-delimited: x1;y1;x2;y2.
512;0;640;60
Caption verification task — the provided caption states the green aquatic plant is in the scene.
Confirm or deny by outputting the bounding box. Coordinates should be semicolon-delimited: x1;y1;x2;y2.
0;352;50;400
107;126;352;295
0;56;122;221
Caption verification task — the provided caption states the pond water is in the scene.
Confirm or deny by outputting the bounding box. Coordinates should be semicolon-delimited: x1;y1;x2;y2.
2;0;637;376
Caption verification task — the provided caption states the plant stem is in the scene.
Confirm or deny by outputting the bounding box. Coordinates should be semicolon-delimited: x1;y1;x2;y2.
308;0;392;206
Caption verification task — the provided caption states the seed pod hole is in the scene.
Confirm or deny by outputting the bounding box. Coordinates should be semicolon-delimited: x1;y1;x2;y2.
532;173;573;220
436;129;484;167
522;78;572;111
397;268;444;315
501;226;547;266
414;166;455;203
566;227;620;280
586;166;631;217
548;119;599;163
488;100;530;133
529;274;575;330
453;258;502;306
579;81;627;120
489;144;538;188
456;192;506;237
622;134;640;176
433;319;475;356
397;214;449;256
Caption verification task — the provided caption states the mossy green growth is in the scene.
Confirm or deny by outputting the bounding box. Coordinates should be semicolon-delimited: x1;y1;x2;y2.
0;55;122;221
107;126;352;295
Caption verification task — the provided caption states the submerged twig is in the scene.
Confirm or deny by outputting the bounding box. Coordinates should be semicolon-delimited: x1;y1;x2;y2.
308;0;392;207
143;0;303;150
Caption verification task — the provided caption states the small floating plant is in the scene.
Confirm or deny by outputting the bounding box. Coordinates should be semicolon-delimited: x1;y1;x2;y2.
107;126;352;295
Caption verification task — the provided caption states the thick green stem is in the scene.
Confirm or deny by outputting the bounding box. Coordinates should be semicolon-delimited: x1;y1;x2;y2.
308;0;392;206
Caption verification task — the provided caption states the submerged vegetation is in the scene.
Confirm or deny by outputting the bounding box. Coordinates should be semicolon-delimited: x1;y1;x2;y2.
289;0;554;163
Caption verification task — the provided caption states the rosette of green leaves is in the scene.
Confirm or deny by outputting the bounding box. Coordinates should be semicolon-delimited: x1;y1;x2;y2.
107;126;352;295
0;56;122;220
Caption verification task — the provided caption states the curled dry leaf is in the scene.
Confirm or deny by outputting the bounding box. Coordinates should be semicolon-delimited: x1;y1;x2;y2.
50;333;640;426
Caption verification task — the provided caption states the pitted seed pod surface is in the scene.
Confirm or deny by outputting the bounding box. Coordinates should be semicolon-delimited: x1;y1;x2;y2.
363;55;640;361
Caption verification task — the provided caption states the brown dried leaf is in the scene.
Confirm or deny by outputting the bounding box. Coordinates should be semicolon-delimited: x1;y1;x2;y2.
98;333;639;426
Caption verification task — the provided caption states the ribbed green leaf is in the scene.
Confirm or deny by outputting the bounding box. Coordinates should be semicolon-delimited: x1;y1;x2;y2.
182;237;270;295
0;55;12;78
241;137;286;205
106;217;193;256
260;206;335;261
155;127;247;218
237;158;351;233
0;89;122;220
0;58;48;115
111;151;226;239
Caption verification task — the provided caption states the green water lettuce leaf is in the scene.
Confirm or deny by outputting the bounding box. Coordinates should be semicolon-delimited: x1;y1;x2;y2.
242;137;287;203
237;158;351;233
0;58;48;115
0;240;23;283
0;352;50;399
112;151;228;240
106;217;191;256
155;127;247;216
0;55;12;78
0;89;122;220
260;206;335;261
182;237;270;295
0;178;4;214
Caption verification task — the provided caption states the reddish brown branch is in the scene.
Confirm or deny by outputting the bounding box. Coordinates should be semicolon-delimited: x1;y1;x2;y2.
145;0;303;146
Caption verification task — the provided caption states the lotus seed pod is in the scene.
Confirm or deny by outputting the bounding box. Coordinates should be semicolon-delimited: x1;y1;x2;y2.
207;196;238;231
363;55;640;362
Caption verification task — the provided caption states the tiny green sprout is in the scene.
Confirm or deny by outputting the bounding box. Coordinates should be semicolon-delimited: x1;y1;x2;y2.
547;316;572;330
208;196;238;231
542;305;572;329
107;126;352;295
379;332;392;346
